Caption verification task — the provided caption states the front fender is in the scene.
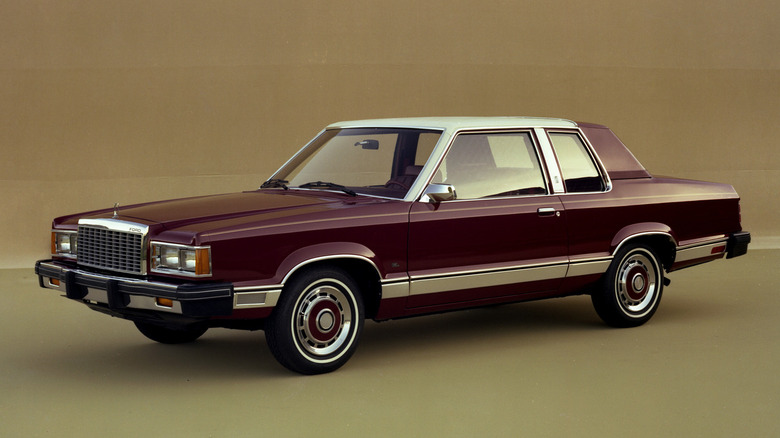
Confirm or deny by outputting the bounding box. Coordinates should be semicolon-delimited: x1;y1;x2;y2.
276;242;382;284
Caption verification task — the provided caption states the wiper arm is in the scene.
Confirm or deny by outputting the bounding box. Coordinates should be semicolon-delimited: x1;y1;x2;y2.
260;179;289;190
299;181;357;197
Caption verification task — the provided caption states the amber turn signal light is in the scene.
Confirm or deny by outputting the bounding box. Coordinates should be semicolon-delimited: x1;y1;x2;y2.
194;248;211;276
156;298;174;308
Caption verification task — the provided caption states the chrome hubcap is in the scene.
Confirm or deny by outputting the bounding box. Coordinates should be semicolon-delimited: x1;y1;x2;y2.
294;282;354;358
616;251;658;316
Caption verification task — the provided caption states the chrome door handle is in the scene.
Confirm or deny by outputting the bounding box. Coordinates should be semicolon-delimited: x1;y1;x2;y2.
537;207;560;217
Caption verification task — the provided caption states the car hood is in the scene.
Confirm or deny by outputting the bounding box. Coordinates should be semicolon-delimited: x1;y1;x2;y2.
77;190;387;235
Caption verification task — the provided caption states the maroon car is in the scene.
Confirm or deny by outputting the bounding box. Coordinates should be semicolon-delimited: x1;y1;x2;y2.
36;117;750;374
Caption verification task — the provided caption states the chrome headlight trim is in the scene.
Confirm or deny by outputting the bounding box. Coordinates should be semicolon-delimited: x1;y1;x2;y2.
150;242;212;278
51;229;78;259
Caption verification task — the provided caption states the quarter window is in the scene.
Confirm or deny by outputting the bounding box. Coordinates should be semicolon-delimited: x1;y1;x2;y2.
433;132;547;199
548;132;604;193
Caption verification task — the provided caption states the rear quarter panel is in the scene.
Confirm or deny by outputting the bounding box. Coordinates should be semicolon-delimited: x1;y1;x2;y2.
561;177;742;259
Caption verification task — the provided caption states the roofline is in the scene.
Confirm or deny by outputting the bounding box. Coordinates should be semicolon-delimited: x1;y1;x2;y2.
327;116;579;131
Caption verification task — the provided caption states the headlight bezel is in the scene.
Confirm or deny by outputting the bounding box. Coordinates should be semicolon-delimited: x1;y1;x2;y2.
51;230;78;259
150;242;212;278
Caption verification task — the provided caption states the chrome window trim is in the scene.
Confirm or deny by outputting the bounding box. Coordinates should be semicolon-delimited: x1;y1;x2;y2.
272;120;584;204
543;129;614;195
576;127;613;193
409;127;554;202
534;128;566;193
407;128;456;202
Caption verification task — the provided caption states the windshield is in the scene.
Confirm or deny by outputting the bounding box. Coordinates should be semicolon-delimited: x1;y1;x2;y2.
268;128;442;199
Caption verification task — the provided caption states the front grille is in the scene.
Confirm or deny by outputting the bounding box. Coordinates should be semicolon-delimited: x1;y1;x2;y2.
77;225;145;274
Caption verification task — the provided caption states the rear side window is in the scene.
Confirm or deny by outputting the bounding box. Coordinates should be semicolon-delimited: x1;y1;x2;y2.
548;132;605;193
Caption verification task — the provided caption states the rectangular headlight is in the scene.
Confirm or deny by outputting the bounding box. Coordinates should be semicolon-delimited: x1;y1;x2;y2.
151;242;211;277
51;230;78;258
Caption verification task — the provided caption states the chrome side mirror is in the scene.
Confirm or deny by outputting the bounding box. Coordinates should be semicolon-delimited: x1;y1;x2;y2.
422;184;456;203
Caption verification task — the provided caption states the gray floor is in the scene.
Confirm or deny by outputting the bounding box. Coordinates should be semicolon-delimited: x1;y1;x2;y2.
2;251;778;437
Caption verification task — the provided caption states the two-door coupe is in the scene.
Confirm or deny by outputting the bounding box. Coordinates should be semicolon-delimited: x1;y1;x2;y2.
36;117;750;374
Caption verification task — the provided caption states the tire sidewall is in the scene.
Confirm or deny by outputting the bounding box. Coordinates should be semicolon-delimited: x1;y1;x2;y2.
266;268;364;374
594;244;664;327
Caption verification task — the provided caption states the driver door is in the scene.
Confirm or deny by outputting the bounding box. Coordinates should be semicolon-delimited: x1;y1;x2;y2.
407;131;568;309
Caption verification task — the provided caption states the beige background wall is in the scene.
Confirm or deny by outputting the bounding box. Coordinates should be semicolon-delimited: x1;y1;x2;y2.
2;0;778;268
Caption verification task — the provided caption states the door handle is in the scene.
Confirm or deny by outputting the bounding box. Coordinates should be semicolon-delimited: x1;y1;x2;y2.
537;207;560;217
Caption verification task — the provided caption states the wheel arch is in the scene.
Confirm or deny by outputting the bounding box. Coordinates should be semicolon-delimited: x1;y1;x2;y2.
610;223;678;270
279;249;383;319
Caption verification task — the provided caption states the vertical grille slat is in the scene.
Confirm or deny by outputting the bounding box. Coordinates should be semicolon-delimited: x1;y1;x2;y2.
77;224;145;274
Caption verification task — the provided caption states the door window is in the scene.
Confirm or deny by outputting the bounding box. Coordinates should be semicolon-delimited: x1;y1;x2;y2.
433;132;547;199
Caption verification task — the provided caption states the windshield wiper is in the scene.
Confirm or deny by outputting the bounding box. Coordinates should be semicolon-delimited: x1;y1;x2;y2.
260;179;289;190
299;181;357;197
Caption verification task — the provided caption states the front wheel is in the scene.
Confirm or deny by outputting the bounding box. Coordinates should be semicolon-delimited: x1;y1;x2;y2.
592;244;664;328
265;268;365;375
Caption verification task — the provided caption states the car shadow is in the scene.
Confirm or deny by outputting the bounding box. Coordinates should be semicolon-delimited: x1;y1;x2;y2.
359;296;603;354
21;329;292;381
20;295;643;380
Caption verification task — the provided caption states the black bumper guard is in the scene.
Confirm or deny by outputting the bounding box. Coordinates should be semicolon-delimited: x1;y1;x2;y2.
35;260;234;318
726;231;751;259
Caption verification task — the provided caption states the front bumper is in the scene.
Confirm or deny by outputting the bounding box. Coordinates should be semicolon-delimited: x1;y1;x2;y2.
35;260;234;320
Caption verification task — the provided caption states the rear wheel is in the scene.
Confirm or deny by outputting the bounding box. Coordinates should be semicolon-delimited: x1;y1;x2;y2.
134;321;208;344
265;268;364;375
592;244;664;328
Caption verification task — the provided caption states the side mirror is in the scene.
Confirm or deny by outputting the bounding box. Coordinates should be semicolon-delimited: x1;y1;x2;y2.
422;184;456;203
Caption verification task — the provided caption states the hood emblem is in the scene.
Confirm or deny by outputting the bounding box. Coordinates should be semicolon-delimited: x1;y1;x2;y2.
113;203;119;219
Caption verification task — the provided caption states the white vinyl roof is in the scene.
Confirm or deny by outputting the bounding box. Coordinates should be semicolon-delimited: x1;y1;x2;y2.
328;116;578;131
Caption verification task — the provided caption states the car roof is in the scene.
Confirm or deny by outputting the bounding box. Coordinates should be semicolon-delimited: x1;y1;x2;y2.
327;116;580;131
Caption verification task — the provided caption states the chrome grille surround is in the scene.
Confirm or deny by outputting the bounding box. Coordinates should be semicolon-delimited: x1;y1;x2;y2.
77;218;150;275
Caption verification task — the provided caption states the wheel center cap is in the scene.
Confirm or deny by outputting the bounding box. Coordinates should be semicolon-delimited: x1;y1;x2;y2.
317;309;335;332
632;274;646;292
